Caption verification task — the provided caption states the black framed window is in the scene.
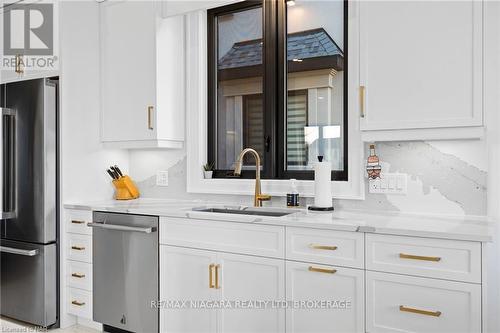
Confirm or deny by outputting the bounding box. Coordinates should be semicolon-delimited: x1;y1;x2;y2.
208;0;347;180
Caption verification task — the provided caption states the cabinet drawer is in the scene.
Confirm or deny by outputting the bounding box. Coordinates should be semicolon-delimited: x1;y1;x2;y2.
366;234;481;283
67;260;92;291
160;217;284;258
67;234;92;263
67;287;92;319
286;261;364;333
366;271;481;333
286;227;364;268
66;209;92;235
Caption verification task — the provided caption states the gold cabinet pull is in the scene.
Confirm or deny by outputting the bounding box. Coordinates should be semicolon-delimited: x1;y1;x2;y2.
399;305;441;317
359;85;365;118
71;220;85;224
147;106;154;130
399;253;441;262
308;266;337;274
209;264;215;289
71;246;85;251
15;55;24;74
71;273;85;278
215;264;220;289
309;244;338;251
71;300;85;306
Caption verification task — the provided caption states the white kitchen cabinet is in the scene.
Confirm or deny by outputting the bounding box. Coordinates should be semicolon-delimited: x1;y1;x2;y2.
286;261;364;333
160;217;285;259
160;246;217;333
0;1;59;84
365;233;482;283
286;227;364;269
99;1;184;149
0;54;26;84
160;245;285;333
366;271;481;333
358;0;483;141
217;253;285;333
63;209;94;322
157;216;488;333
161;0;234;18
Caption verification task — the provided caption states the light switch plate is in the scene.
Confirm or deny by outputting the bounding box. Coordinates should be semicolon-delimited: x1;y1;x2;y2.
369;173;407;195
156;171;169;186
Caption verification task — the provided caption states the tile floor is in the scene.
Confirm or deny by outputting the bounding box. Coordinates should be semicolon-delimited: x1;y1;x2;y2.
1;317;101;332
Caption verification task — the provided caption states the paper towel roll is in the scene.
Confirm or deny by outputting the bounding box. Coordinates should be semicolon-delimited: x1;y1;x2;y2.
314;159;332;208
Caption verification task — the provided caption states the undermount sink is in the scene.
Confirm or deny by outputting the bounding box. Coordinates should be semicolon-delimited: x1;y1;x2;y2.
193;207;294;217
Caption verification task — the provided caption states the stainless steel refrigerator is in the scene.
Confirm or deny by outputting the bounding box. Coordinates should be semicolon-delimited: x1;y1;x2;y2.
0;78;59;328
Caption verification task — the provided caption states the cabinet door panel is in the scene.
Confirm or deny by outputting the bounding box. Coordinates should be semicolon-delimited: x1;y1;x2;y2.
359;1;482;131
286;261;364;333
100;1;157;142
218;253;285;333
160;246;217;333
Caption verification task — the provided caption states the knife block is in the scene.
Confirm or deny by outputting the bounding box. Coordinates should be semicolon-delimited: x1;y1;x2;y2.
112;175;140;200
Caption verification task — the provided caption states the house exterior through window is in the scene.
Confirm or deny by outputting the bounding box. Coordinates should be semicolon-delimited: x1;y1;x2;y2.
208;0;347;180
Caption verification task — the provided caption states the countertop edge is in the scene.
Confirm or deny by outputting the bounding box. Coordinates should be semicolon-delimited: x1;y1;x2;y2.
63;201;495;243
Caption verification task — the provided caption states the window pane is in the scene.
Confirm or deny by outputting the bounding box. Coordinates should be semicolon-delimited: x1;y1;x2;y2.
216;6;263;170
286;0;345;171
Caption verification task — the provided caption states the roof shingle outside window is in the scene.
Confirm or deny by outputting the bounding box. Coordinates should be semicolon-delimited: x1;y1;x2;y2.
218;28;343;70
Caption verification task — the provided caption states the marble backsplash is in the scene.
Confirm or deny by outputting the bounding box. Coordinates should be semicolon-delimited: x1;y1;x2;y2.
133;141;488;217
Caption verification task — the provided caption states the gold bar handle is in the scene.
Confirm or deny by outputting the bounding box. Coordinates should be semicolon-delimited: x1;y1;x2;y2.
15;55;24;74
399;253;441;262
71;220;85;224
399;305;441;317
71;273;85;278
209;264;215;289
147;106;154;130
215;264;220;289
71;300;85;306
308;266;337;274
359;85;365;118
71;246;85;251
309;244;338;251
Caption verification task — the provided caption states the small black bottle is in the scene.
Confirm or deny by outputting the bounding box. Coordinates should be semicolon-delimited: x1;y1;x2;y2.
286;179;300;207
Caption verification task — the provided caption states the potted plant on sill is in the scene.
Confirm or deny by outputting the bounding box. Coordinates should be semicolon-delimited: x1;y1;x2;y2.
203;162;215;179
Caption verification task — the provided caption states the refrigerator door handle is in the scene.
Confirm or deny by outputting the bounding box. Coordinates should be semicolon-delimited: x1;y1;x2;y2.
1;108;16;220
0;245;39;257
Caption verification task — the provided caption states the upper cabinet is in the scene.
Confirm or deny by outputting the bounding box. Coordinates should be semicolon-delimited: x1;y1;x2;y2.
100;1;185;149
358;0;483;141
0;1;60;84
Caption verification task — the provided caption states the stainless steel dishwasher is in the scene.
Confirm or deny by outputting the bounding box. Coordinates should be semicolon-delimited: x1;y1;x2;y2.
89;212;159;333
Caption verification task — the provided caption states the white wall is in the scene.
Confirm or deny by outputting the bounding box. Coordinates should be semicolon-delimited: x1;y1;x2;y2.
60;1;129;203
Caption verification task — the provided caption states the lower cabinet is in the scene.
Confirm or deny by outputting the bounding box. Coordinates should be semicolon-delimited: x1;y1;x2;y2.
160;246;217;333
366;271;481;333
64;209;94;321
218;253;285;333
160;245;285;333
159;220;484;333
286;261;364;333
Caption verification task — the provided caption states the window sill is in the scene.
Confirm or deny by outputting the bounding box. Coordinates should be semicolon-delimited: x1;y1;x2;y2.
187;177;364;200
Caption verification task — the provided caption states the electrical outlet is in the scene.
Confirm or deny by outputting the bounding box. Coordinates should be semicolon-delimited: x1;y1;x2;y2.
156;171;169;186
369;173;407;194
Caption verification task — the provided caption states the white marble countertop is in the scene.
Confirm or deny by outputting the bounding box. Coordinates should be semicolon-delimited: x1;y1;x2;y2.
64;198;496;242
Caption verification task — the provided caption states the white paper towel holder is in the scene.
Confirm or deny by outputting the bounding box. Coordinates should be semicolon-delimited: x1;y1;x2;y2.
309;155;334;211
